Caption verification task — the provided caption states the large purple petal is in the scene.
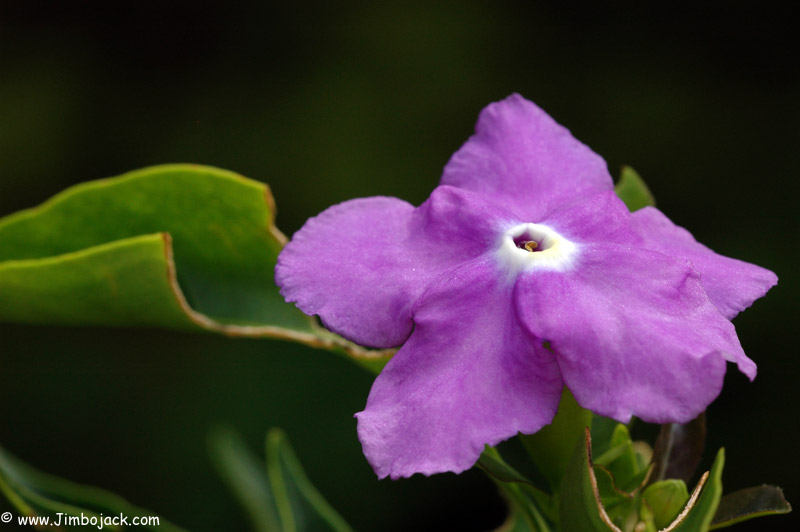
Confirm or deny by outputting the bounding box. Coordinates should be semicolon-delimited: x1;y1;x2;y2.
441;94;614;221
356;257;563;479
515;245;754;424
276;188;516;348
631;207;778;319
276;197;416;347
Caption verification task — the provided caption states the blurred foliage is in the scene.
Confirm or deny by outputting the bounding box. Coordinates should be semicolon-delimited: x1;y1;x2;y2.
209;428;353;532
0;445;187;531
0;2;797;531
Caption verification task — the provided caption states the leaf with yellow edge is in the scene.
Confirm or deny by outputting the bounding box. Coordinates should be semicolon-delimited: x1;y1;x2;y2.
0;165;392;371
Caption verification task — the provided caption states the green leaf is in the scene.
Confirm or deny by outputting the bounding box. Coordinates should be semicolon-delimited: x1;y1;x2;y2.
638;502;659;532
593;457;651;531
642;480;689;530
559;428;620;532
0;445;186;531
709;485;791;529
593;425;640;492
0;165;300;328
0;164;392;371
614;166;655;212
592;424;651;496
478;447;539;487
591;429;655;531
603;497;639;532
478;447;555;530
589;415;620;458
520;387;592;491
672;448;725;532
592;464;632;511
209;427;353;532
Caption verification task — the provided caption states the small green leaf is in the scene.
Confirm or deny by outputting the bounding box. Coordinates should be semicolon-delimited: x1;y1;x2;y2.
592;460;650;531
592;465;632;510
0;445;186;531
709;485;791;529
0;165;392;371
521;387;592;491
593;425;650;494
614;166;655;212
559;428;621;532
210;428;353;532
642;480;689;530
672;448;725;532
594;425;639;491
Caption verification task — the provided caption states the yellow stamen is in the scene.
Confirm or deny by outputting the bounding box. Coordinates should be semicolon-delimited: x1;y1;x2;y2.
523;241;538;252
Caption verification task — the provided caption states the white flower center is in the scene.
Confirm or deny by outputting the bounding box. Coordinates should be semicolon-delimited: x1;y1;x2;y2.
496;222;579;276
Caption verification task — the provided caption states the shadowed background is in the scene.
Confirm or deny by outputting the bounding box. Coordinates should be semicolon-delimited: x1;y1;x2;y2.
1;2;797;531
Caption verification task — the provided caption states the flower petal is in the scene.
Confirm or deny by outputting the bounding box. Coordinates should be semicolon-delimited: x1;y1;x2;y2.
540;190;638;245
631;207;778;319
409;185;519;252
276;188;515;348
515;245;754;424
356;258;563;479
276;197;418;347
441;94;614;221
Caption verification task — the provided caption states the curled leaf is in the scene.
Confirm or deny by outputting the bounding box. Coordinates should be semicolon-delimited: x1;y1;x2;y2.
710;485;791;529
0;165;392;371
559;428;621;532
671;448;722;532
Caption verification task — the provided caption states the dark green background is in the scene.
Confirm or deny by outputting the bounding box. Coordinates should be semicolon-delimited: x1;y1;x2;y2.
1;2;797;531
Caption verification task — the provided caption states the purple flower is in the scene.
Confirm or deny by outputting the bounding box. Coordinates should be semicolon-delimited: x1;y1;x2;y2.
275;94;777;479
